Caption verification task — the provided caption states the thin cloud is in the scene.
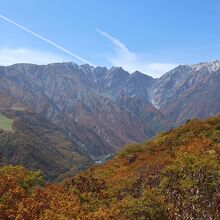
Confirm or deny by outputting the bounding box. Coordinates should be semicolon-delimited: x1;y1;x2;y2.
96;29;127;51
0;14;93;65
0;48;71;66
97;29;177;77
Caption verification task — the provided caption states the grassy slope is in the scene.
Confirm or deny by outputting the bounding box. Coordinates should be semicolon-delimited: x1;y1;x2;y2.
64;116;220;219
0;113;14;132
78;116;220;197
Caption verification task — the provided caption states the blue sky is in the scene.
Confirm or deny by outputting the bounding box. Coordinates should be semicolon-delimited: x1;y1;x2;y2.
0;0;220;77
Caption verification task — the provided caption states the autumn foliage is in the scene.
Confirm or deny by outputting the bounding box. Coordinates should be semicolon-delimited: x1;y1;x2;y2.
1;116;220;219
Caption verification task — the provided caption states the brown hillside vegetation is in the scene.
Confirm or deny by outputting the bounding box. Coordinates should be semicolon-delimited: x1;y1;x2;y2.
0;110;92;181
1;116;220;219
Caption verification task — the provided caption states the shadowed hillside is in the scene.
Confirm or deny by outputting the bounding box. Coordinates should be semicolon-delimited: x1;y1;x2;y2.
0;110;92;181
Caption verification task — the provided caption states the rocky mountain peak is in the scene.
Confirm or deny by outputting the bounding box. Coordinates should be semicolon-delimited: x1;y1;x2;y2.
131;71;154;82
107;67;130;78
189;60;220;72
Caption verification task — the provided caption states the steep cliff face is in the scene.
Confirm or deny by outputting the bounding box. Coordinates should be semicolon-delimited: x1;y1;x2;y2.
115;71;172;133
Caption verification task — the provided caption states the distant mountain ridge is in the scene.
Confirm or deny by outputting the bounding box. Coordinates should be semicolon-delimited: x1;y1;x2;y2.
0;59;220;177
152;60;220;124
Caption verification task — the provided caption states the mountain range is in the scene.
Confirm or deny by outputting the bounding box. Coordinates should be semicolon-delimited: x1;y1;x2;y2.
0;60;220;179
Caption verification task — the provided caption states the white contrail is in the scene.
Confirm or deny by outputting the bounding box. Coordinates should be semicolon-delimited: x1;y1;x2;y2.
0;14;92;65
